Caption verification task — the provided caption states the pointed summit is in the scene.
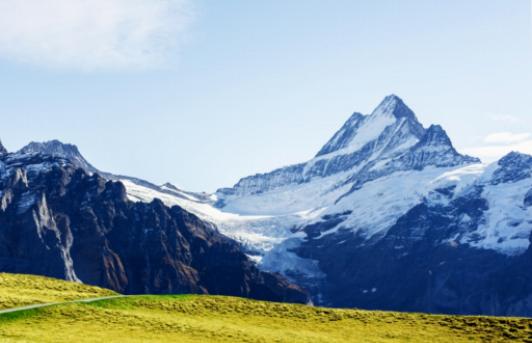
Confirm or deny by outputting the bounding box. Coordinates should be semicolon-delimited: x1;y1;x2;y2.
417;124;453;148
370;95;418;121
316;95;423;157
393;124;480;170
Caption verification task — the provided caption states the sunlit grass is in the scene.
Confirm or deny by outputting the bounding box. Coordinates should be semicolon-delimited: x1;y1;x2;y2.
0;273;116;310
1;293;531;342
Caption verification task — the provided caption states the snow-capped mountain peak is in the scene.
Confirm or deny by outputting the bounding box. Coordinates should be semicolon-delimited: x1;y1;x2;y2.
20;140;79;156
316;95;424;158
393;124;480;169
217;95;478;206
17;140;97;173
371;94;418;121
418;124;452;147
411;124;470;160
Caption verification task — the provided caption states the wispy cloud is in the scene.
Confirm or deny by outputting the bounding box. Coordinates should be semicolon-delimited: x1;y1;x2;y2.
463;131;532;162
488;114;522;124
483;132;532;144
0;0;193;70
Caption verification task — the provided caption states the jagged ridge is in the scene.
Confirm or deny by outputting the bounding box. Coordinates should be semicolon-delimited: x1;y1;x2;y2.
217;95;478;202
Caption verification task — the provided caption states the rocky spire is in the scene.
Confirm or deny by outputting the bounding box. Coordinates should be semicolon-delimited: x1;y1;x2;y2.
370;94;419;121
316;95;424;157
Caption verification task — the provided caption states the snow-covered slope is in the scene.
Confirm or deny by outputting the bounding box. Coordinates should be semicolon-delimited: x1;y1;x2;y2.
18;140;97;173
458;152;532;255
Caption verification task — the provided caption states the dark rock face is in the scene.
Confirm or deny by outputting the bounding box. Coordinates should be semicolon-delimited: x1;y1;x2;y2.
0;140;6;154
316;112;365;157
0;153;308;303
393;125;480;170
295;190;532;316
525;189;532;208
492;152;532;185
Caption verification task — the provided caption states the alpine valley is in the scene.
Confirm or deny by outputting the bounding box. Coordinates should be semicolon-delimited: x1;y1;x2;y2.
1;95;531;316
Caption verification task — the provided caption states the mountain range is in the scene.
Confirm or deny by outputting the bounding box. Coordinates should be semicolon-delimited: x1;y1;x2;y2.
0;142;307;303
1;95;531;316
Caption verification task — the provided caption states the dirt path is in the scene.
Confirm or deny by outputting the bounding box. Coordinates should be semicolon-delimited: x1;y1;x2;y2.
0;295;125;315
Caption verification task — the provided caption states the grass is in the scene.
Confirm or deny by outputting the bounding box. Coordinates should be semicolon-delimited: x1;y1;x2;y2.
0;274;530;342
0;273;116;310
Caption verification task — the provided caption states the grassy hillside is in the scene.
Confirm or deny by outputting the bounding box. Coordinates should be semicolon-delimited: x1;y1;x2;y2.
0;291;531;342
0;273;116;310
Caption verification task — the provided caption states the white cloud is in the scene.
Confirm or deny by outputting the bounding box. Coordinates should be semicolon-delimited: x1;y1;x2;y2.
0;0;193;70
483;132;532;144
462;132;532;163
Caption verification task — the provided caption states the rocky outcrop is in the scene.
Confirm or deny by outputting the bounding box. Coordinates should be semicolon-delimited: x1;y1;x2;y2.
491;152;532;185
18;140;98;173
0;153;308;303
525;189;532;208
0;140;6;154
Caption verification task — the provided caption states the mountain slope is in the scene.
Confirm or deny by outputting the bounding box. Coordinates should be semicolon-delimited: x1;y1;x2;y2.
0;280;529;343
0;152;308;303
295;155;532;314
0;273;116;310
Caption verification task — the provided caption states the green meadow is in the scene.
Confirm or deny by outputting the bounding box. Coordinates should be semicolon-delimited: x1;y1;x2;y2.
0;274;530;342
0;273;116;310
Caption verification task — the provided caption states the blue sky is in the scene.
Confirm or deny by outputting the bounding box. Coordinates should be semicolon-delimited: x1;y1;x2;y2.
0;0;531;191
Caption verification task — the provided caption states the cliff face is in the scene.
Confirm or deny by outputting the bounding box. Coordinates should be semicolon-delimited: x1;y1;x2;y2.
0;153;308;303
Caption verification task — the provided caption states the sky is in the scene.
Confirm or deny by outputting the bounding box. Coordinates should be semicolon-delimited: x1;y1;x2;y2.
0;0;531;192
